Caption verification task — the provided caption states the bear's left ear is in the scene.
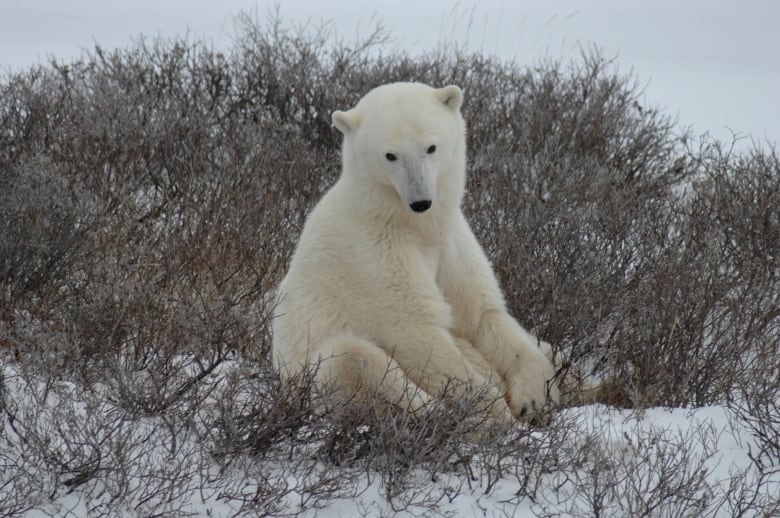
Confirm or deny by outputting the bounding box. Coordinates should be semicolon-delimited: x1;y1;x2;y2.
332;109;360;134
435;85;463;111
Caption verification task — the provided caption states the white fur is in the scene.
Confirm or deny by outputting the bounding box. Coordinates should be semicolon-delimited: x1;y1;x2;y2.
272;82;559;425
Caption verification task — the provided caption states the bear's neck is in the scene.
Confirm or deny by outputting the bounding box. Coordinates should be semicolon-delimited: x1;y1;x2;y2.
337;171;463;245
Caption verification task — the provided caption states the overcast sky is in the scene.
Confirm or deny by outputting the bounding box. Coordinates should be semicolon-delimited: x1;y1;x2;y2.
1;0;778;147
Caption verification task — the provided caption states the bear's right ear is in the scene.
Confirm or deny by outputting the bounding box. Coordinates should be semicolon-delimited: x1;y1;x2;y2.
332;109;359;134
435;85;463;112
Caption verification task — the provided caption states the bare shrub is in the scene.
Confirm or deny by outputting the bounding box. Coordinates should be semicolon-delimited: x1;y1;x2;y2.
2;359;212;517
529;413;780;517
727;331;779;473
717;467;780;518
0;152;93;311
204;363;522;514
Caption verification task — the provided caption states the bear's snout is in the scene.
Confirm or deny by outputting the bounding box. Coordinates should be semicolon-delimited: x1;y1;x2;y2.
409;200;432;213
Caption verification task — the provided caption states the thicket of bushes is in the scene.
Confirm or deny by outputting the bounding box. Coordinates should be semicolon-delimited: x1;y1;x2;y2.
1;13;777;517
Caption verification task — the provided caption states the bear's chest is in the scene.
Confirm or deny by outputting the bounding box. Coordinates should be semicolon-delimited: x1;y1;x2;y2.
420;245;441;282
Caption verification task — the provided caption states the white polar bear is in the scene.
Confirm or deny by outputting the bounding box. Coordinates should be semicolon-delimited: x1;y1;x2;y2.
272;82;559;425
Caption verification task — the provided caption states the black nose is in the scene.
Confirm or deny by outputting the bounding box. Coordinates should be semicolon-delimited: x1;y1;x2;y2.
409;200;432;213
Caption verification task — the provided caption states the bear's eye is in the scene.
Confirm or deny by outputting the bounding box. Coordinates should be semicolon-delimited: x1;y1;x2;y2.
385;153;397;162
426;145;436;154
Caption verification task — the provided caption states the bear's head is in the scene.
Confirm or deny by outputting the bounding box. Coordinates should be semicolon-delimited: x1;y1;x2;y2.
332;82;466;215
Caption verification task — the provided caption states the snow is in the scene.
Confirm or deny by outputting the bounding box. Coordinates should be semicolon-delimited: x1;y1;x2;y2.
3;355;776;517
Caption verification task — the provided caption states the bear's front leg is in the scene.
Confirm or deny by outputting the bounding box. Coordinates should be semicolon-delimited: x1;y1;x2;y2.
439;214;560;420
475;309;559;418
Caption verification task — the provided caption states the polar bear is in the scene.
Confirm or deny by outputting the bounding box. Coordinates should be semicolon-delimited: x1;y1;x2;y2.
272;82;559;425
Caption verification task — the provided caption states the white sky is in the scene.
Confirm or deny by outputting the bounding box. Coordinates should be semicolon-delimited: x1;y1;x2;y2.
1;0;779;147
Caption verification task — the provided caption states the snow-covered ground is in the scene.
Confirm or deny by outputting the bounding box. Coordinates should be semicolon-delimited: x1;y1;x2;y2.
293;406;777;517
3;356;777;517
